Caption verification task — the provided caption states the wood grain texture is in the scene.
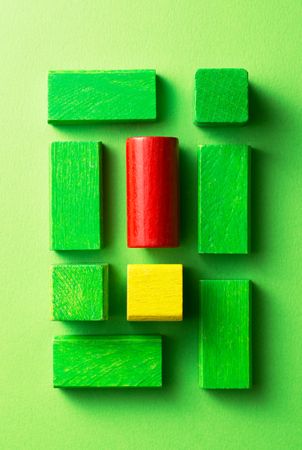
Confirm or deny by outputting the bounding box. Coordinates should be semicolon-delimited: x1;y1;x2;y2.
199;280;251;389
48;70;156;123
195;68;248;125
127;264;183;321
52;264;108;321
50;141;102;250
53;335;162;388
198;144;250;254
126;136;179;248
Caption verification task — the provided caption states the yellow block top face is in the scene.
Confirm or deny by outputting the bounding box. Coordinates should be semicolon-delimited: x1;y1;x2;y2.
127;264;183;321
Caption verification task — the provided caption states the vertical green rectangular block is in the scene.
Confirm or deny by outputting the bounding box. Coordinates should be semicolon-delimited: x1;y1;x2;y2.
50;141;102;250
53;335;162;388
198;144;250;254
199;280;251;389
52;264;108;321
48;70;156;123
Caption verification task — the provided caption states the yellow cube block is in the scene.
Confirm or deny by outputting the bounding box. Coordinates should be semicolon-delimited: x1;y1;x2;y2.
127;264;183;321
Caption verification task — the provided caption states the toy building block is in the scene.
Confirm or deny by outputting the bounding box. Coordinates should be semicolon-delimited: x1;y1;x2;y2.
53;335;162;388
127;264;183;321
50;141;102;250
48;70;156;123
198;144;250;254
199;280;251;389
195;68;248;125
126;136;179;248
51;264;108;321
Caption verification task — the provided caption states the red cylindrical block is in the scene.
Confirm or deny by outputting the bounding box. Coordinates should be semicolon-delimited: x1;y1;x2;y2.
126;136;179;248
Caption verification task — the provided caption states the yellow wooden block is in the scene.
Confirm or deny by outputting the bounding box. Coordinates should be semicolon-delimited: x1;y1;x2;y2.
127;264;183;321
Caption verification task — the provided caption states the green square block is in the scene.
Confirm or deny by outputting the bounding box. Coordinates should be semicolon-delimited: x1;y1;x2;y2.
53;335;162;388
199;280;251;389
50;141;102;250
195;68;248;125
48;70;156;123
52;264;108;321
198;144;250;254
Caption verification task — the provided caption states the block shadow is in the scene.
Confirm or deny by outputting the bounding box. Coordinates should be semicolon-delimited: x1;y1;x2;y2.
102;144;119;250
47;74;175;139
55;334;178;406
52;142;122;262
250;147;268;254
201;282;269;404
179;145;198;249
193;82;279;144
198;146;270;270
156;75;179;124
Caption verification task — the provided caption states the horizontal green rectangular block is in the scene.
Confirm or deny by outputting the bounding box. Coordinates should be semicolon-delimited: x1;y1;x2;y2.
50;141;102;250
53;336;162;388
198;144;250;254
199;280;251;389
52;264;108;321
48;70;156;123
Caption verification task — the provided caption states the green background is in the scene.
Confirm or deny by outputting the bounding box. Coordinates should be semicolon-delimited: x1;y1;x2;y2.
1;1;301;449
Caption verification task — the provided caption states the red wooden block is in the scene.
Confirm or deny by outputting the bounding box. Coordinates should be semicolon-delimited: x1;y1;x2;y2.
126;136;179;248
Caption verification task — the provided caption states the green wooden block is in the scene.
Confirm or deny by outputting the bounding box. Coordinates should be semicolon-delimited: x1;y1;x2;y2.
199;280;251;389
198;144;250;254
48;70;156;123
50;141;102;250
195;68;248;125
52;264;108;321
53;335;162;388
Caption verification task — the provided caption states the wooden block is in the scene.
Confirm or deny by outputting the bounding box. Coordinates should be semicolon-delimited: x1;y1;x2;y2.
127;264;183;321
198;144;250;254
50;141;102;250
53;335;162;388
200;280;251;389
52;264;108;321
126;136;179;248
195;68;248;125
48;70;156;123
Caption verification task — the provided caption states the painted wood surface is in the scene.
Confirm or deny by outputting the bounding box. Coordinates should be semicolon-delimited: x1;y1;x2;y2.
199;280;251;389
198;144;250;254
127;264;183;321
195;68;248;125
53;335;162;388
48;70;156;123
50;141;102;250
52;264;108;321
126;136;179;248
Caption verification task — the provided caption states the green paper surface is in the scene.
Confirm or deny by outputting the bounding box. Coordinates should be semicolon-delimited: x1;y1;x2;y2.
1;1;302;449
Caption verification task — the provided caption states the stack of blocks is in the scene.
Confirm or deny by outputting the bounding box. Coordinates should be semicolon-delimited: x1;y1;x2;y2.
49;67;252;389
